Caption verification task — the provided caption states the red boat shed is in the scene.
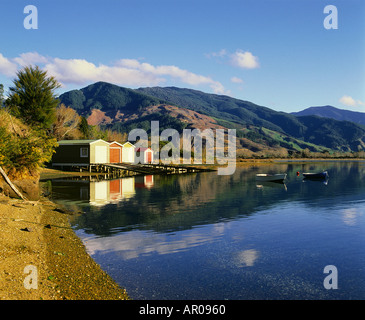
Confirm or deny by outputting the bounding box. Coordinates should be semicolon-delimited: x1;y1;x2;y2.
109;141;123;164
136;147;153;164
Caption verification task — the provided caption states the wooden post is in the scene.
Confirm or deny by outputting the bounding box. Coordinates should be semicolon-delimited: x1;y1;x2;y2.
0;166;27;200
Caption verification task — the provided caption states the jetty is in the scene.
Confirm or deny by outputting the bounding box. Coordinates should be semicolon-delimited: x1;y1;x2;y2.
88;163;215;175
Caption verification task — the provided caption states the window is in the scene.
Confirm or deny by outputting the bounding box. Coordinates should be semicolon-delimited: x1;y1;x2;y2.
80;147;88;157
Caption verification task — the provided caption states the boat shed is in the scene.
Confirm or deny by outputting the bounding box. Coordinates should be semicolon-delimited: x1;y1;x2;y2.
109;141;123;164
121;142;136;163
135;147;154;164
52;139;110;167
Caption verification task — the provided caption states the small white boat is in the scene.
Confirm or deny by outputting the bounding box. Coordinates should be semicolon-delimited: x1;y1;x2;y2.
255;173;287;182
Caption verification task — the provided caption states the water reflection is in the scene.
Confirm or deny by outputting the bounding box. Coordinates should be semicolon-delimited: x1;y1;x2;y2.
51;161;365;234
49;161;365;299
52;175;154;207
341;206;365;226
234;249;260;267
85;226;222;259
256;181;288;191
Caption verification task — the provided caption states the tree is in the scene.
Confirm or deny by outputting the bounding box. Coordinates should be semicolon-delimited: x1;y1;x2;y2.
79;116;90;139
301;148;311;158
6;65;61;129
52;104;81;140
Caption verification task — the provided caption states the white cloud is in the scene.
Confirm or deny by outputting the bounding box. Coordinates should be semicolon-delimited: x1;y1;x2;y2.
205;49;227;59
116;58;229;94
13;52;49;67
45;58;162;87
206;49;260;70
231;76;244;84
0;53;17;77
339;95;365;107
230;50;260;69
0;52;229;95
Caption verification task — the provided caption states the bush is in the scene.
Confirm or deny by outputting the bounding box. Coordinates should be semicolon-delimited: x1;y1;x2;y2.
0;109;57;179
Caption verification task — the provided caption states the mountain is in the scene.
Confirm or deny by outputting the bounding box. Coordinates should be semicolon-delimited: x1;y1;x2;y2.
58;82;225;134
292;105;365;127
137;86;306;136
58;82;365;152
58;81;166;113
136;86;365;151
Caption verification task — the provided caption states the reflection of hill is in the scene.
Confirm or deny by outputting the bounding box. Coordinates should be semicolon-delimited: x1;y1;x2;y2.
57;161;365;236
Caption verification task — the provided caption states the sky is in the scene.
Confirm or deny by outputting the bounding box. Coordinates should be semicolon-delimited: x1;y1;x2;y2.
0;0;364;113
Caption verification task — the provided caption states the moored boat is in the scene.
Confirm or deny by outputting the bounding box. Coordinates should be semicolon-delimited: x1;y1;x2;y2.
255;173;287;182
302;171;328;179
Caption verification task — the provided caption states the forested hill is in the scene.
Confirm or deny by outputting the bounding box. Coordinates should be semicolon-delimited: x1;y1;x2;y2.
137;86;365;151
58;82;365;152
59;81;167;113
292;105;365;127
137;86;306;136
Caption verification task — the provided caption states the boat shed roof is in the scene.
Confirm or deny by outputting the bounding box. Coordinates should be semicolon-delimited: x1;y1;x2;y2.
58;139;108;145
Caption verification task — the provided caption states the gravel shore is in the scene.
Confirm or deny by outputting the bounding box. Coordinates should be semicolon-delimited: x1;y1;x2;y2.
0;193;129;300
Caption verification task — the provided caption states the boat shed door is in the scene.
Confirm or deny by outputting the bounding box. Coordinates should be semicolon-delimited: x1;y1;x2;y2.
95;146;108;163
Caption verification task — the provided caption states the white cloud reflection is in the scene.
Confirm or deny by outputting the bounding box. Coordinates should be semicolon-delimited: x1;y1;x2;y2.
85;227;223;259
341;207;364;226
234;249;260;267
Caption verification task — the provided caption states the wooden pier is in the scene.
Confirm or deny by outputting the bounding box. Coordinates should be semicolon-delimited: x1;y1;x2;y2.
99;163;215;175
52;160;216;178
65;162;215;175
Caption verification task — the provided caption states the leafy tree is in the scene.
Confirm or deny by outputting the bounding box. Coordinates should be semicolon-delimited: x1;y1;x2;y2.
79;116;90;139
6;65;61;129
52;104;81;140
0;108;58;179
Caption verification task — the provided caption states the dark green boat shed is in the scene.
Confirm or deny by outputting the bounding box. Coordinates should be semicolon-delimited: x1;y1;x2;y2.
52;139;110;168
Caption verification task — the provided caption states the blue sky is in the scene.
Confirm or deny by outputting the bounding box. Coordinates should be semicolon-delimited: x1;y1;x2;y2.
1;0;364;112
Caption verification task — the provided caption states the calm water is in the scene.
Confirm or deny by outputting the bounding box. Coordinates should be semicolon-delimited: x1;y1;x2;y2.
50;161;365;300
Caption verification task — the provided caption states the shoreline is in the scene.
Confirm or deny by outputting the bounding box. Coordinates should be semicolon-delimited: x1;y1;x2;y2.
40;157;365;178
0;193;129;300
1;158;363;300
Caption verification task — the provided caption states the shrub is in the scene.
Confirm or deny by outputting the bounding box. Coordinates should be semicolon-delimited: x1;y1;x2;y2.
0;109;57;179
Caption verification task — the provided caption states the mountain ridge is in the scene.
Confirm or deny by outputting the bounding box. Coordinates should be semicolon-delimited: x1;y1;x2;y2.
58;82;365;152
291;105;365;127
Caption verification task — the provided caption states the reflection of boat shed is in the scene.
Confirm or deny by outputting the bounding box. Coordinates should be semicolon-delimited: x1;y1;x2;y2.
135;175;154;189
52;139;110;168
89;180;110;206
122;142;136;163
109;141;123;164
135;147;153;164
109;177;136;201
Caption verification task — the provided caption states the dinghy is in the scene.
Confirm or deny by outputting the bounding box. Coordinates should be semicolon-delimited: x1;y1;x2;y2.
255;173;287;182
302;171;328;180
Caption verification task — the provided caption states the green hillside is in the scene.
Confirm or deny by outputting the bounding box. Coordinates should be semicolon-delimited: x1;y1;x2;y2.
58;82;365;152
59;81;167;114
137;86;365;151
292;105;365;127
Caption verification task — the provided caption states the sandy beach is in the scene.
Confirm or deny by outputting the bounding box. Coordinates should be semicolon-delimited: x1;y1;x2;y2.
0;192;129;300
